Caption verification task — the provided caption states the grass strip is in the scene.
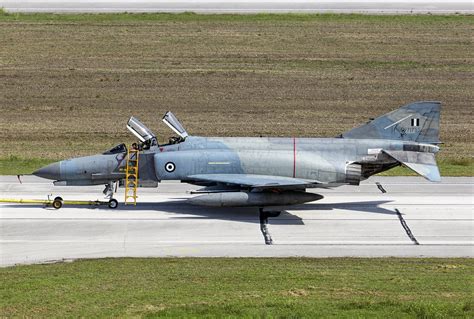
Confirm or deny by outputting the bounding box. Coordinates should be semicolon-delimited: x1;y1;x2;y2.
1;258;472;318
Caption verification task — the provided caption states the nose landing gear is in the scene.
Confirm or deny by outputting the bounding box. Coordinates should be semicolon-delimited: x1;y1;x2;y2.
99;181;119;209
103;181;116;199
108;198;118;209
102;181;119;209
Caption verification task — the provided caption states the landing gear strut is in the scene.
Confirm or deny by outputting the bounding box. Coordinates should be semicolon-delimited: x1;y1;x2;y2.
103;181;119;209
259;208;281;245
103;181;115;199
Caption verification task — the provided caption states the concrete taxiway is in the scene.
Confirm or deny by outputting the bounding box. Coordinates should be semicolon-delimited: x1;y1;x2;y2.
1;1;472;14
0;175;472;266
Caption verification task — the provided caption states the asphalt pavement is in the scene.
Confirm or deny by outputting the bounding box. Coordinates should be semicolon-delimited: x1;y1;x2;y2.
1;175;472;266
1;1;472;14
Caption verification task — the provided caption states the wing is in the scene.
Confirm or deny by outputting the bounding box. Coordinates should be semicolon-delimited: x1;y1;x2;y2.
187;174;326;191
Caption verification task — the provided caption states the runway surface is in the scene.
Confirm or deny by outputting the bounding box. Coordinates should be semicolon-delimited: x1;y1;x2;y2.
2;1;472;14
1;175;472;266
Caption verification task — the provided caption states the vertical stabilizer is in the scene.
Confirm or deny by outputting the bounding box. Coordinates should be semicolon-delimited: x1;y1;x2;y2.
342;101;441;144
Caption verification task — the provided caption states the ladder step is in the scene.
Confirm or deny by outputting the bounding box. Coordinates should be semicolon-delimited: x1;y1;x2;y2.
124;144;139;205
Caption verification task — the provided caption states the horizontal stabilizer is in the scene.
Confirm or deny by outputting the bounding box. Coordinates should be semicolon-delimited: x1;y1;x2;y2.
383;150;441;182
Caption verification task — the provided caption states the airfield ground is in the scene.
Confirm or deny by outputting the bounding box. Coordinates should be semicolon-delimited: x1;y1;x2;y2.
0;12;472;318
2;176;472;265
0;13;472;175
1;175;472;317
1;258;473;317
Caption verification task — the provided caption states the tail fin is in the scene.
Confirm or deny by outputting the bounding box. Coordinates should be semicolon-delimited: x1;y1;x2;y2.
342;101;441;144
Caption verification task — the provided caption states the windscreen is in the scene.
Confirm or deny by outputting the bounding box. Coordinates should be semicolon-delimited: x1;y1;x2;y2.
103;143;127;155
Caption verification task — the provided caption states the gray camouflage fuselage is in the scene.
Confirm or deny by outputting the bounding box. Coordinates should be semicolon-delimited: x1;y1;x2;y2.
33;101;442;208
155;137;404;184
47;136;435;186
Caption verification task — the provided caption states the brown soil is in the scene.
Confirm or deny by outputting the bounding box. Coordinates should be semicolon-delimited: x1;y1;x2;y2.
0;16;472;160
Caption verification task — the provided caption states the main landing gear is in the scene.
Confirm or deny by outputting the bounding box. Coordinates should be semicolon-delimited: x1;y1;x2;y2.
259;208;282;245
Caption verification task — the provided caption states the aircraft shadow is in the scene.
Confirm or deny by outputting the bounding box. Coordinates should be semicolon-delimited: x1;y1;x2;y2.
2;200;396;226
291;200;397;215
116;200;305;225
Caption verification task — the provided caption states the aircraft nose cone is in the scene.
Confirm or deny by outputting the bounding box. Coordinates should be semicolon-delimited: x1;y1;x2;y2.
33;162;61;180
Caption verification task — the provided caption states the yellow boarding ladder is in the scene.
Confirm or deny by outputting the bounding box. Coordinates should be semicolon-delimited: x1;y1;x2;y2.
124;147;139;205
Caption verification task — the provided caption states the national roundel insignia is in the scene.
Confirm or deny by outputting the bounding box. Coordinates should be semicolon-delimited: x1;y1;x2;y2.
165;162;176;173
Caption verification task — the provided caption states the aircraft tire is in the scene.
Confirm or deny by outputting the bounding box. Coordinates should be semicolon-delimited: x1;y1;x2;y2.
52;199;63;209
108;199;118;209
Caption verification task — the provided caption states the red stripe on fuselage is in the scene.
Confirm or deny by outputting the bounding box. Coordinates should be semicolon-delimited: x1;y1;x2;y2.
293;137;296;178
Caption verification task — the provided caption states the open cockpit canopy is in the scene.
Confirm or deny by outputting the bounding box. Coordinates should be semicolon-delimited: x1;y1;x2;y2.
127;116;157;145
126;112;188;147
162;111;188;139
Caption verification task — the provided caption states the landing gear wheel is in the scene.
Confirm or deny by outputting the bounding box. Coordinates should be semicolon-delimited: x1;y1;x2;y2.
52;199;63;209
108;199;118;209
54;196;63;202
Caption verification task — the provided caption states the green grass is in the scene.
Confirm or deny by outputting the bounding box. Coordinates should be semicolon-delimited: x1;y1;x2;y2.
1;156;472;176
1;258;472;318
0;156;57;176
380;158;474;177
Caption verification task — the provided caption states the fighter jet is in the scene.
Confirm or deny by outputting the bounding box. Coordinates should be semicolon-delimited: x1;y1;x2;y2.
33;101;441;213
